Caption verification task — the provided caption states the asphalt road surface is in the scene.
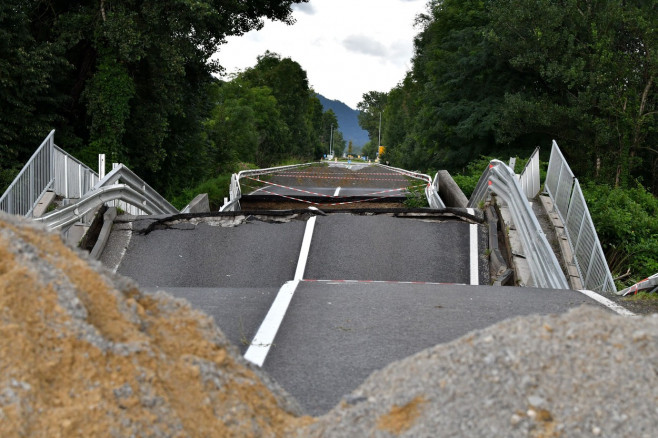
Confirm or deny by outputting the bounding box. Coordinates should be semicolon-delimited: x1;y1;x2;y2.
108;162;628;415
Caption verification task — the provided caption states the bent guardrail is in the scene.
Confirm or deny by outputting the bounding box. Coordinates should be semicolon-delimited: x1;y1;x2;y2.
470;160;569;289
34;184;174;230
93;164;177;216
220;163;313;212
376;163;445;209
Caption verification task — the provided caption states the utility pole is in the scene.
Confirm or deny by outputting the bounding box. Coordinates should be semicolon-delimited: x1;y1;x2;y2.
378;112;382;148
330;124;334;156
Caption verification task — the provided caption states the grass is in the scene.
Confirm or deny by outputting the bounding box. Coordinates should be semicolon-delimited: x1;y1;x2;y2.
623;291;658;302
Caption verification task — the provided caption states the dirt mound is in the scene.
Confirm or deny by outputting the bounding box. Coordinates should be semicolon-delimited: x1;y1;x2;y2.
0;213;309;437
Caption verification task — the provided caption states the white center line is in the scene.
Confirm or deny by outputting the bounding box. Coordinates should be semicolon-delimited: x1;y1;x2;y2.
333;186;341;197
470;223;479;285
244;216;317;367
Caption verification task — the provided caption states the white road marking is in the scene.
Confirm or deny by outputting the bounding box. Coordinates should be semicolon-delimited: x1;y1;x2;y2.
294;216;316;281
577;289;636;316
467;208;475;216
248;185;268;195
333;186;341;197
470;223;479;285
244;216;317;366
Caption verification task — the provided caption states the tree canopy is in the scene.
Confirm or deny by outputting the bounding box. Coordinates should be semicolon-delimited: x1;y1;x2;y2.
360;0;658;193
0;0;308;195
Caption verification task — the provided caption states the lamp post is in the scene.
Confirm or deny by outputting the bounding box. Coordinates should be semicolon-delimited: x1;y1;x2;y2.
378;112;382;149
330;124;334;157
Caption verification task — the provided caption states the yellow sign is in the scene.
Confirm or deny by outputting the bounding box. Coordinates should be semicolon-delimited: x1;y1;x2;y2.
378;146;386;155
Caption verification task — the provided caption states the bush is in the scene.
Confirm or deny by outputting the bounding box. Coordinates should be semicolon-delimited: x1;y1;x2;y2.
582;181;658;288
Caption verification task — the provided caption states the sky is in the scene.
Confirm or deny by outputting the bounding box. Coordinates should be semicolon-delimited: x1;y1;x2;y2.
212;0;429;109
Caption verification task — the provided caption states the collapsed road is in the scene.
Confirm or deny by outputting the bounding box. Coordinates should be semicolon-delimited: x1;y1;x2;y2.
101;162;627;415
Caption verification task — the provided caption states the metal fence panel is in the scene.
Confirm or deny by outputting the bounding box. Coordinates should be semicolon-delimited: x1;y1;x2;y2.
545;141;616;293
519;147;541;199
0;130;55;216
53;146;99;199
566;182;616;293
545;141;575;220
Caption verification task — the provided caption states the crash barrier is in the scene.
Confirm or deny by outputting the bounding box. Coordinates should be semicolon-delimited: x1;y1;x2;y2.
220;163;312;212
35;164;178;231
544;141;616;294
221;162;445;211
619;273;658;296
375;163;445;209
433;170;468;208
469;160;569;289
92;164;177;216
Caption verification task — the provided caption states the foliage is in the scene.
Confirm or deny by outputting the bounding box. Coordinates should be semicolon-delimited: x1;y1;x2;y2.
170;174;233;211
358;0;658;194
451;156;496;198
404;182;430;208
203;52;338;169
357;91;387;142
0;0;307;195
582;181;658;288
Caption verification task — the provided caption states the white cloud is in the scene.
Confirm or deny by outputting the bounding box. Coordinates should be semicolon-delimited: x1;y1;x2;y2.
293;3;316;15
343;35;387;57
214;0;428;108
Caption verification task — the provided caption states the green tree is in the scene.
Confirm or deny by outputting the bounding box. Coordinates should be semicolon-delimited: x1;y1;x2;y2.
357;91;387;143
0;0;66;190
488;0;658;189
204;79;289;168
241;52;316;159
332;130;347;158
1;0;307;195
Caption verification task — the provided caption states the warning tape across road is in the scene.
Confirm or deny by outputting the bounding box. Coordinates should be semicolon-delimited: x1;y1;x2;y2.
258;190;406;206
267;174;410;182
244;176;424;199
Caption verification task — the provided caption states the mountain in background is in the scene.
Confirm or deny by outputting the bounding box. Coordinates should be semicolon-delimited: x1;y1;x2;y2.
317;94;370;148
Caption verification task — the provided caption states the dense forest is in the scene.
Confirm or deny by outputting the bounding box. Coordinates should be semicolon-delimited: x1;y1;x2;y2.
357;0;658;287
0;0;341;200
360;0;657;193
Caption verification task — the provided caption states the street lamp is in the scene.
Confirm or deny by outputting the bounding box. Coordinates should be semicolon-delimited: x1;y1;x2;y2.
330;124;334;157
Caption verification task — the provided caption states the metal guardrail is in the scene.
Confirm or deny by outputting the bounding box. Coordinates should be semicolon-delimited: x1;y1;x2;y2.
0;130;56;216
220;163;314;212
469;160;569;289
519;147;541;199
376;163;446;209
93;164;177;216
34;184;174;230
545;141;616;293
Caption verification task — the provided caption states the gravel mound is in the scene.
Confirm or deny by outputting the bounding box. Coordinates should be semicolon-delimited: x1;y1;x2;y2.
303;306;658;437
2;212;657;437
0;213;307;437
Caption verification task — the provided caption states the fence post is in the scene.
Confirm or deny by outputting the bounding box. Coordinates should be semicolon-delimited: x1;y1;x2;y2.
99;154;106;180
64;155;69;198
